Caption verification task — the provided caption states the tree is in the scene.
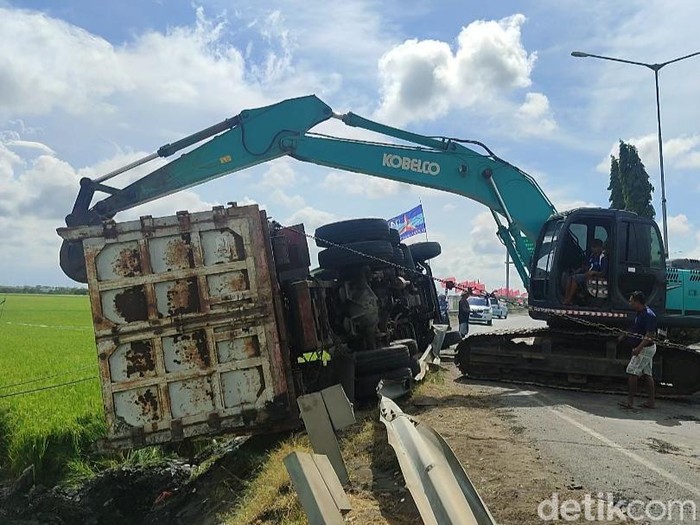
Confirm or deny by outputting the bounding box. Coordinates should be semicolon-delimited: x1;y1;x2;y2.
607;155;625;209
610;140;655;219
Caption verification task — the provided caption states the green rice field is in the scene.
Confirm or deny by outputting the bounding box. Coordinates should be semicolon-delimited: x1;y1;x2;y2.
0;294;105;482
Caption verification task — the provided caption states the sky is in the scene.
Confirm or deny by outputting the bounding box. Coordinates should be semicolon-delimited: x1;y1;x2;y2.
1;0;700;290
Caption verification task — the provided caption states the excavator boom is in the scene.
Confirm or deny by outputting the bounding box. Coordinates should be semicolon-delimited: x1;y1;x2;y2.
61;95;555;285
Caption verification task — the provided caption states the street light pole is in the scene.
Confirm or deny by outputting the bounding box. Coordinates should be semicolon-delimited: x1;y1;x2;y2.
653;68;668;258
571;50;700;257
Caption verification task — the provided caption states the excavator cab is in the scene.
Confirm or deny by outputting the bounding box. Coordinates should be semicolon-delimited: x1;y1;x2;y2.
529;208;666;321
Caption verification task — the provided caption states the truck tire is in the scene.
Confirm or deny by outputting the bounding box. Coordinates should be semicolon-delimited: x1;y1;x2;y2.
392;247;405;266
442;330;462;349
318;240;394;270
315;218;390;248
355;366;413;400
409;241;442;262
389;228;400;246
392;338;419;356
399;243;415;271
409;357;421;377
355;345;411;375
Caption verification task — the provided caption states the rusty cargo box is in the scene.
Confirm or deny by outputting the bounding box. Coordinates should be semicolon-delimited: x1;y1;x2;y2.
58;204;297;449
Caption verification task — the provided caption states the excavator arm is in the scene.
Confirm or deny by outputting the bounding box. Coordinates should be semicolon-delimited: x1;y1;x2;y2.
60;95;556;284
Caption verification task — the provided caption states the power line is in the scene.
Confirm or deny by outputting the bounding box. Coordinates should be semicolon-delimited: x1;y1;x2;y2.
0;364;97;391
0;376;96;400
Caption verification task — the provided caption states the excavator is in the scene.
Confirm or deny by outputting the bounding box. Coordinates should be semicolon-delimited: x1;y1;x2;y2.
59;95;700;396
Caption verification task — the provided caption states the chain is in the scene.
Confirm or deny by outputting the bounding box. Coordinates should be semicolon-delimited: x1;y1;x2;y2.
275;224;696;353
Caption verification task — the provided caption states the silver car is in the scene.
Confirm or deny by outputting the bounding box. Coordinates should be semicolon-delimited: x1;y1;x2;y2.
468;296;493;325
489;297;508;319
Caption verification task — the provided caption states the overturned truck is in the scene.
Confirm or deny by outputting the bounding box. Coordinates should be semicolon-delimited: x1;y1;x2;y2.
58;204;451;449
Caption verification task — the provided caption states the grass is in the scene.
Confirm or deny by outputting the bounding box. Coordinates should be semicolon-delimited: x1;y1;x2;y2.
0;294;105;483
221;411;406;525
221;435;311;524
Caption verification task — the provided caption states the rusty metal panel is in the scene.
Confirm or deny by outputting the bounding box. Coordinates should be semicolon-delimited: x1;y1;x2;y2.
289;281;320;352
58;204;297;449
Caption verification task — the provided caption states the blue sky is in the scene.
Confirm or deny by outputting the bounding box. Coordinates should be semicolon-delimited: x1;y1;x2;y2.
1;1;700;289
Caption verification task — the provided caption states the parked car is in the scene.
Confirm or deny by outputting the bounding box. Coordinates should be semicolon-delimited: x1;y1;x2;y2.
468;296;493;325
489;297;508;319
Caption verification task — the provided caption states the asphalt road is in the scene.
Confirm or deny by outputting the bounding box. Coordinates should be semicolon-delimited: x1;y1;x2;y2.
450;312;700;520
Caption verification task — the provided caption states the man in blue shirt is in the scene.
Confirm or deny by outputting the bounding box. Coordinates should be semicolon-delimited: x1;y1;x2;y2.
619;291;657;409
563;239;608;304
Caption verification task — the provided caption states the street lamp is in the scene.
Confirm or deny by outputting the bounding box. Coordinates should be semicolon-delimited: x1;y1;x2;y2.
571;49;700;257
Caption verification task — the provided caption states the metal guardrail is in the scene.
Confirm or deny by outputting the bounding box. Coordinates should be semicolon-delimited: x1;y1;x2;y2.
379;396;497;525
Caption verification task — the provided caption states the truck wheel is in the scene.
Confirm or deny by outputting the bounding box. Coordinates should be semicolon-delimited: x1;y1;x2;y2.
409;357;421;377
389;228;400;246
355;345;411;375
318;240;394;270
408;241;441;262
487;320;493;326
441;330;462;349
392;338;419;356
355;366;413;400
315;218;390;248
399;243;416;271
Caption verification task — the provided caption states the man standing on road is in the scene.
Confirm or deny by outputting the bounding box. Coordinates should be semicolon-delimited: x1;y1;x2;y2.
458;289;471;338
619;291;657;409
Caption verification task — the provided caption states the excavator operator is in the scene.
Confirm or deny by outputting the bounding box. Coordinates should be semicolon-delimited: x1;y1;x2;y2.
563;238;608;305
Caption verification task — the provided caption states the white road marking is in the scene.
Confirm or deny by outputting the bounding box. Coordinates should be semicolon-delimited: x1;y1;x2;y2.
533;392;700;499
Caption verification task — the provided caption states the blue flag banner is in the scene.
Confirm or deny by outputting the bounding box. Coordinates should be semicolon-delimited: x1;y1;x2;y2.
387;204;426;240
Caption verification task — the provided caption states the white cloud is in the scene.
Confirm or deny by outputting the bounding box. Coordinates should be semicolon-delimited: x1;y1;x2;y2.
322;170;409;199
596;134;700;173
375;14;542;128
260;159;297;188
238;196;266;209
0;143;81;219
469;211;504;255
269;189;305;209
667;214;692;237
0;6;303;124
515;92;557;135
4;140;56;155
284;206;339;232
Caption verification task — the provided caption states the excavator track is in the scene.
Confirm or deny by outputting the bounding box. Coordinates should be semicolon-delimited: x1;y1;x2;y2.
455;327;700;397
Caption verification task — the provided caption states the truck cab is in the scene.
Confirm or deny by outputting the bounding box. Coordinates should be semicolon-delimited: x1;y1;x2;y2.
528;208;666;322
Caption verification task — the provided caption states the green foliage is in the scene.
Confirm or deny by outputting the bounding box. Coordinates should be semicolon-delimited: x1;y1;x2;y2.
607;155;625;209
0;295;105;483
610;140;656;219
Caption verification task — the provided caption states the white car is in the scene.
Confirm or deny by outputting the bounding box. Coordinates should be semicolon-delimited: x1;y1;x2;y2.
489;297;508;319
468;296;493;325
